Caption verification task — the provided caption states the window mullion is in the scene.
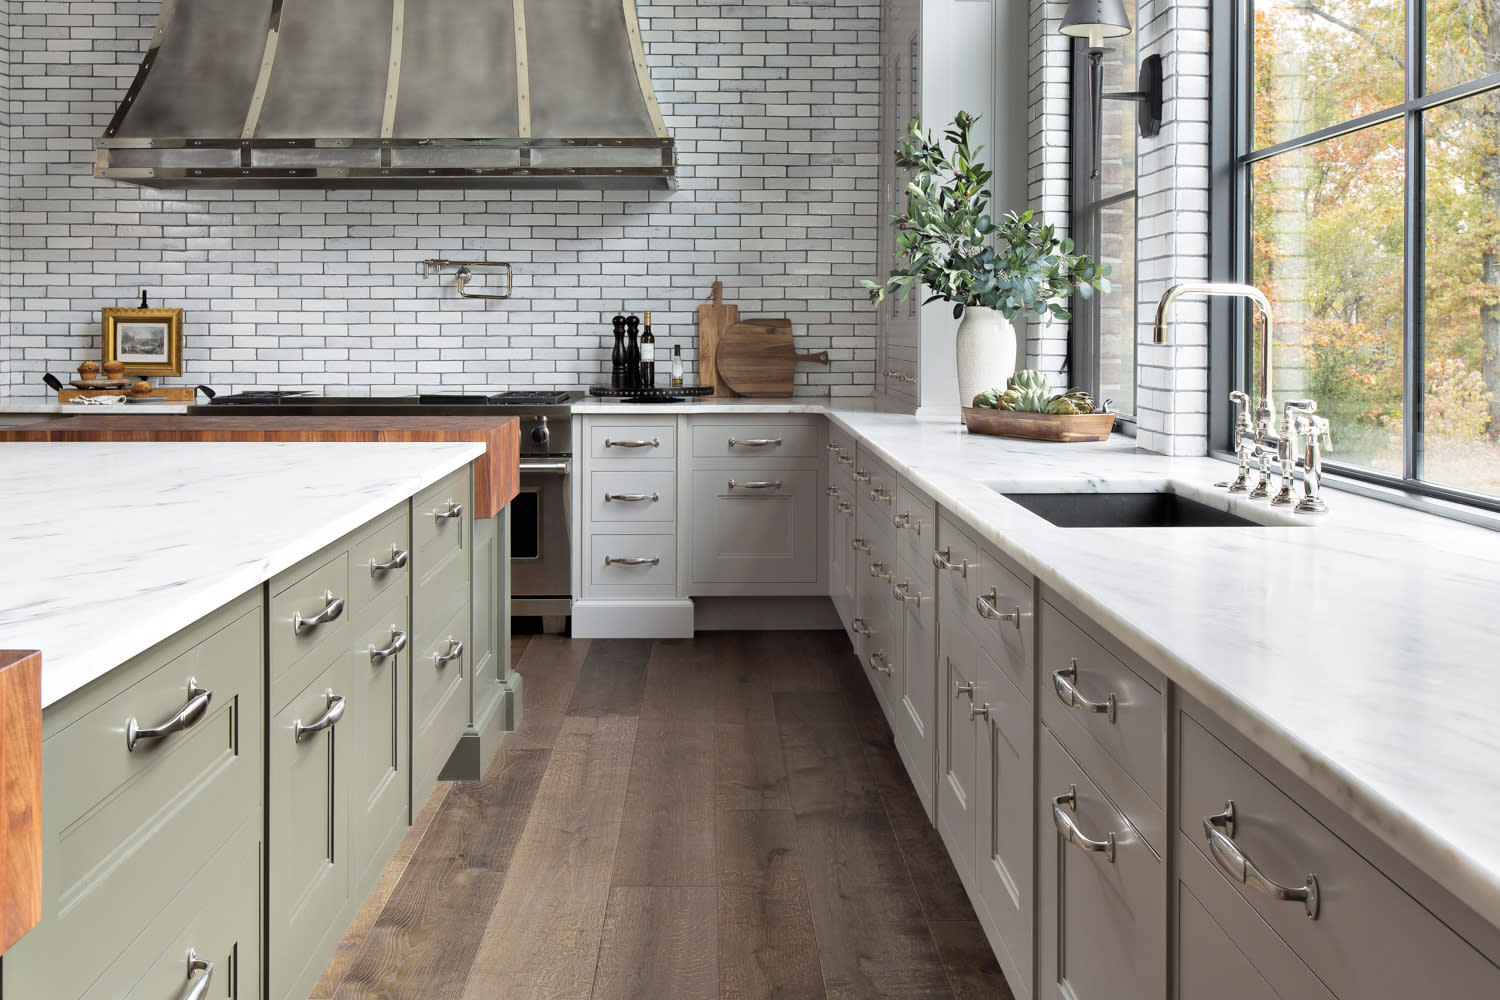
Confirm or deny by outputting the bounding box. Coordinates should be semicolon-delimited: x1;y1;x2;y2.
1404;0;1426;482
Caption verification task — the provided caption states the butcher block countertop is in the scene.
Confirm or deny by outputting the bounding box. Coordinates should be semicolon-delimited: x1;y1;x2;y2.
0;414;521;519
0;650;41;956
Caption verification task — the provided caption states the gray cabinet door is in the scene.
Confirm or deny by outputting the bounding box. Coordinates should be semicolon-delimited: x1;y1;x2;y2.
975;644;1034;997
828;486;853;626
1038;727;1164;1000
269;656;351;1000
936;612;980;886
892;555;936;817
689;469;820;587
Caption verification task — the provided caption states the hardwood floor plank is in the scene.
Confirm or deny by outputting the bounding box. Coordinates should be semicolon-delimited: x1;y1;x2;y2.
611;714;717;886
310;779;454;997
461;715;638;1000
565;638;652;718
929;920;1015;1000
510;632;534;667
774;691;883;816
641;635;720;724
716;718;791;812
716;810;826;1000
593;886;719;1000
864;738;973;920
327;749;550;1000
506;634;590;750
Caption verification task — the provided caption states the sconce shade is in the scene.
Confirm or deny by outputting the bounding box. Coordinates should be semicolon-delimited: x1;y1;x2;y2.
1059;0;1133;48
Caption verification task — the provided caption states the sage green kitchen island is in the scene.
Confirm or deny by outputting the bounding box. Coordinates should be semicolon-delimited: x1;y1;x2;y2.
0;437;519;1000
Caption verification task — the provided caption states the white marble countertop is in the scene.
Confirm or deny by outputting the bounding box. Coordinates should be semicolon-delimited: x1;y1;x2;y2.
0;440;485;708
592;396;1500;930
0;400;192;414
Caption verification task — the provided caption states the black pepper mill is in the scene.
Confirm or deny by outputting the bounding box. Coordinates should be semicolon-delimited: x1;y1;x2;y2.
624;314;642;390
610;315;628;388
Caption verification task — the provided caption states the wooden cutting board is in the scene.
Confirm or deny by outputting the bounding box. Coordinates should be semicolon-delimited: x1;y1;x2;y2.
697;281;739;397
716;321;829;397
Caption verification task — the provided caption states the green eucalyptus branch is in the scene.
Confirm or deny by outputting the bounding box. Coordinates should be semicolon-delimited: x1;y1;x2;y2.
862;111;1111;323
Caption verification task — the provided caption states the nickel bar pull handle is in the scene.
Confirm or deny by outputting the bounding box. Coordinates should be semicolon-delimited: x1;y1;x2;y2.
126;678;212;752
1204;802;1320;919
728;437;782;447
293;590;345;636
604;437;660;449
433;500;464;521
1052;786;1116;863
434;637;464;667
179;950;214;1000
975;589;1022;629
1052;659;1117;723
369;626;408;663
605;555;661;566
369;545;409;576
293;690;346;743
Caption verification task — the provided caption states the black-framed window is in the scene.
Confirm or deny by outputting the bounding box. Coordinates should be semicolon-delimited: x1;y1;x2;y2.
1070;0;1139;419
1221;1;1500;509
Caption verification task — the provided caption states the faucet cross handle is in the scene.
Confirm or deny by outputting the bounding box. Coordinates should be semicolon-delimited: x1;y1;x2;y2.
1283;398;1316;421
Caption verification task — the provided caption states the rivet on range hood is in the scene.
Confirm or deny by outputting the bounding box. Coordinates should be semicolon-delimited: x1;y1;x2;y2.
95;0;675;190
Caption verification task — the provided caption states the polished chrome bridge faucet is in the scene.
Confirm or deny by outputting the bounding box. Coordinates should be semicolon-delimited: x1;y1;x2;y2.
1153;283;1329;514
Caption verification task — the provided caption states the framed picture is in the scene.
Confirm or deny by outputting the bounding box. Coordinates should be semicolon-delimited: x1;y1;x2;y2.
102;307;183;376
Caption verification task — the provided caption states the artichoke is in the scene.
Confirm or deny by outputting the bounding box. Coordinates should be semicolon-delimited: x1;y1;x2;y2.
1007;369;1051;396
1056;388;1096;414
971;388;1003;409
1016;389;1051;412
1045;395;1080;415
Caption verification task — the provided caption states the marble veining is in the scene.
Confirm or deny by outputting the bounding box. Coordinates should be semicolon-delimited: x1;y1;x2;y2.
596;397;1500;931
0;440;484;708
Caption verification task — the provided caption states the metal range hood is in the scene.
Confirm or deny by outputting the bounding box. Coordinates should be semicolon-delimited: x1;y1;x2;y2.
96;0;675;189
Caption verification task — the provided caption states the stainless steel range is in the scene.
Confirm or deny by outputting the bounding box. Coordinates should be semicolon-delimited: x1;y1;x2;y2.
188;389;579;624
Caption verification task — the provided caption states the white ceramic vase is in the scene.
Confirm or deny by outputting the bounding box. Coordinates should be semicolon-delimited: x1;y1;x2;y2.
954;305;1017;408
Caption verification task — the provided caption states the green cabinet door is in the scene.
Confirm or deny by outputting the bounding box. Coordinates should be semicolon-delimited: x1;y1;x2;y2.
348;586;411;895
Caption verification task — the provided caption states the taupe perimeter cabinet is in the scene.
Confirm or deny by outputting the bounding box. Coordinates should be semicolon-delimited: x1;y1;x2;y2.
2;461;516;1000
823;430;1500;1000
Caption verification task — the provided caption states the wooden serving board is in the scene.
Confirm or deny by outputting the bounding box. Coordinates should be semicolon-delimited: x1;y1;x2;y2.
57;386;196;402
697;281;739;397
0;415;521;519
962;407;1116;442
716;321;829;397
0;650;42;955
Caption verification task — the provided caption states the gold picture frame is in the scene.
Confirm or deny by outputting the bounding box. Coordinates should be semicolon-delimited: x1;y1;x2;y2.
102;307;184;376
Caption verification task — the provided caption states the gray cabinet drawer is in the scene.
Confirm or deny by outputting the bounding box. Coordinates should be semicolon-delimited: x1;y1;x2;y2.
588;469;676;524
4;592;264;1000
96;814;262;1000
1038;598;1164;819
586;532;677;595
1179;712;1500;999
689;470;820;589
348;502;412;610
935;511;981;612
892;478;934;573
269;547;351;690
692;421;821;458
412;465;471;554
976;544;1033;696
589;422;675;460
1039;726;1165;1000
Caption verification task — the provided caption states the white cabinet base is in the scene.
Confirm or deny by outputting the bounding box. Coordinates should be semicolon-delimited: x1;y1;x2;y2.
693;595;842;631
571;599;695;639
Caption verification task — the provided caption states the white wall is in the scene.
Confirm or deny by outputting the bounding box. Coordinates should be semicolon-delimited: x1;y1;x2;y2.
0;1;882;397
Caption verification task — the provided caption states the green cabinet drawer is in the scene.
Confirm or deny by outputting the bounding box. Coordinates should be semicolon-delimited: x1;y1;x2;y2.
348;502;412;611
89;812;261;1000
412;601;471;804
269;547;351;690
3;590;263;1000
348;585;411;890
412;465;471;555
268;654;351;1000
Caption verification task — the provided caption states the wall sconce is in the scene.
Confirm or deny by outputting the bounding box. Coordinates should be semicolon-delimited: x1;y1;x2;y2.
1059;0;1164;181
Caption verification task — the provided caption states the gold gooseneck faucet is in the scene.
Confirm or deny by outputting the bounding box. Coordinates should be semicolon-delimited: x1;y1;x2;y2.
1153;283;1329;512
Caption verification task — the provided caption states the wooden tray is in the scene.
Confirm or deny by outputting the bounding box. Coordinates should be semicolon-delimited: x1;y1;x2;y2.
963;407;1116;442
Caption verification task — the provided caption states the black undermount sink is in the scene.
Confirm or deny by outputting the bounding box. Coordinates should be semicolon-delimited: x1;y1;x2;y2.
1001;490;1263;528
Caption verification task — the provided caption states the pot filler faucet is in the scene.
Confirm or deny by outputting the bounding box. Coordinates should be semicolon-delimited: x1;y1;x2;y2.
1153;283;1330;514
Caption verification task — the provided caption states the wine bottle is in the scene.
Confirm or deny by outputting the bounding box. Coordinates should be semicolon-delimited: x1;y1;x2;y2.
671;344;683;387
624;314;641;389
610;315;627;388
640;311;656;387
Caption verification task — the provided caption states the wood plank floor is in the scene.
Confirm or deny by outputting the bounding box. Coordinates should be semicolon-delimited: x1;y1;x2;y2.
314;630;1016;1000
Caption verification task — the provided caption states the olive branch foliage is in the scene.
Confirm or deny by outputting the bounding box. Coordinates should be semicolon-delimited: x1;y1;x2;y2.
862;111;1110;322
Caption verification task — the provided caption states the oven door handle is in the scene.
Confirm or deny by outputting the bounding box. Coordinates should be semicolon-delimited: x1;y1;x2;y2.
518;460;571;475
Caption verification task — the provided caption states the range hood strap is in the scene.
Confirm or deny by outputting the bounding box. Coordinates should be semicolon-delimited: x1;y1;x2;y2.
241;0;285;139
104;0;178;139
623;0;668;138
381;0;406;139
514;0;532;138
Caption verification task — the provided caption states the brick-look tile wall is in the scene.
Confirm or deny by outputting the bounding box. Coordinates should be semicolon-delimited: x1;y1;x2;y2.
1;0;11;392
1026;0;1072;382
1135;0;1212;456
0;1;881;397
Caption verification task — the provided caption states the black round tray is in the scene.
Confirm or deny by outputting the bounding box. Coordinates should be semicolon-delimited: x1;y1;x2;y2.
588;384;713;404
